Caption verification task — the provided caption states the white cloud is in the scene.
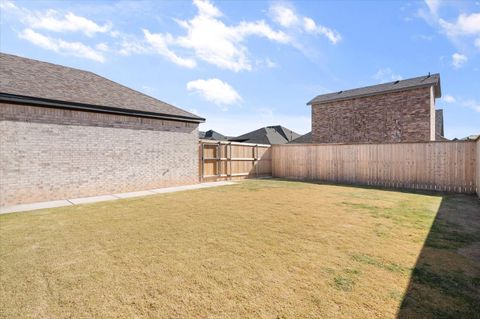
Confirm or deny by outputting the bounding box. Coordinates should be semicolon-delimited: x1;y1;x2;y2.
442;94;456;103
440;95;480;112
113;31;151;56
154;0;290;72
193;0;222;18
187;78;242;108
19;28;105;62
424;0;440;16
96;42;109;51
269;3;341;44
1;2;112;37
452;52;468;68
143;29;196;68
270;4;299;27
302;17;342;44
439;12;480;37
373;68;403;83
25;11;112;37
265;58;277;68
4;0;340;69
462;99;480;112
0;0;17;10
420;1;480;52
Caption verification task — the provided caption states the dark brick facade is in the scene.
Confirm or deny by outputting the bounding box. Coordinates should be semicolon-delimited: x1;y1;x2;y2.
311;87;434;144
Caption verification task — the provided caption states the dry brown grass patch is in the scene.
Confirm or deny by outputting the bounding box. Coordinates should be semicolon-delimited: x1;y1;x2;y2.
1;179;478;318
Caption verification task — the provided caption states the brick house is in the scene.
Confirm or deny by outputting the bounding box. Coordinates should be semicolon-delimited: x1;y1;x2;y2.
308;74;444;144
0;53;204;207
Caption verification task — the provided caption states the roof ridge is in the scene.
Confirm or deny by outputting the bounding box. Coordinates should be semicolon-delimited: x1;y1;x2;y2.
0;53;198;119
308;73;441;105
0;52;203;121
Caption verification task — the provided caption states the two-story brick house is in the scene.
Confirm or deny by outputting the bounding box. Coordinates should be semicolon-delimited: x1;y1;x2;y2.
308;74;444;144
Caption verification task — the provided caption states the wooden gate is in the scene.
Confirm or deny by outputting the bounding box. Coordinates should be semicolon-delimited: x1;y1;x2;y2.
199;140;271;182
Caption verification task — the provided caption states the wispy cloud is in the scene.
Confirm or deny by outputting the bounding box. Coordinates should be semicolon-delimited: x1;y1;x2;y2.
442;94;456;103
187;78;242;109
19;28;105;62
2;0;109;61
25;11;112;37
439;94;480;113
462;99;480;112
419;1;480;68
2;0;341;69
153;0;290;71
452;52;468;68
143;29;196;68
2;0;112;36
372;68;402;83
269;2;341;44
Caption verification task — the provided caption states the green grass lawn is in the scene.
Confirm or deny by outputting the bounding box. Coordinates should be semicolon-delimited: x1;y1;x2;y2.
1;179;479;318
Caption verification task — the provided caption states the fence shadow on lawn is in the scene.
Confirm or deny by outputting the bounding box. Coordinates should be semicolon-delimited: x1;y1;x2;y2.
270;178;480;318
396;193;480;319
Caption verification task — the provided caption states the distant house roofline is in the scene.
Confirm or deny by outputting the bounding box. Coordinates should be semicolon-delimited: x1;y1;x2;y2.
229;125;301;145
307;73;441;105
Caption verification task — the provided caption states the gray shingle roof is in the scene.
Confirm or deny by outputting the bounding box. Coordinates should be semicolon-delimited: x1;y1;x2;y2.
308;73;441;105
230;125;301;145
199;130;229;140
288;131;312;144
0;52;204;122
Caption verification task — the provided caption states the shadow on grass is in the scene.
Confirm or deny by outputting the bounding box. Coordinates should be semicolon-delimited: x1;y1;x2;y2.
396;194;480;319
264;178;480;318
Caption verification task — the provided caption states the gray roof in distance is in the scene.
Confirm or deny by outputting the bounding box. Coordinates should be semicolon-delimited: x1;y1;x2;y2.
0;52;204;122
230;125;301;145
288;131;312;144
308;73;441;105
199;130;230;140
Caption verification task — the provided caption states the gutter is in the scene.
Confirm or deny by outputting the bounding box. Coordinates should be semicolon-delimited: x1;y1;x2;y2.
0;93;205;123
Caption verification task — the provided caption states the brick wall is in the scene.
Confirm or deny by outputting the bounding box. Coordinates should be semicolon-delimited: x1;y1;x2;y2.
0;103;199;207
311;87;432;143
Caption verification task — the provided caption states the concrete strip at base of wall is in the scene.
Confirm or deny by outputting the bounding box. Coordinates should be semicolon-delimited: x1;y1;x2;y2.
69;195;119;205
0;200;74;214
0;181;236;215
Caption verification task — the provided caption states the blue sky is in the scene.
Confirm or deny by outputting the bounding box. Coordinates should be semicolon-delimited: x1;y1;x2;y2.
1;0;479;138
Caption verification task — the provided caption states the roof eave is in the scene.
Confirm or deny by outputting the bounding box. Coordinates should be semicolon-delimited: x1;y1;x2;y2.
0;93;205;123
307;81;441;106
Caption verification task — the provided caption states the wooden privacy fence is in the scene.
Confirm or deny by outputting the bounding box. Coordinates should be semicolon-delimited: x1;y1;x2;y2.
199;140;271;182
272;141;478;194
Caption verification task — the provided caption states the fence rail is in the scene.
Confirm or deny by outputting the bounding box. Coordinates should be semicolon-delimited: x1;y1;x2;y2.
272;141;478;194
199;140;271;182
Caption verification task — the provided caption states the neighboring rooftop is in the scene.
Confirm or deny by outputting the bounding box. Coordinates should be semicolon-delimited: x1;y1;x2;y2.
0;52;204;123
230;125;301;145
199;130;230;141
460;134;480;141
289;131;312;144
308;73;441;105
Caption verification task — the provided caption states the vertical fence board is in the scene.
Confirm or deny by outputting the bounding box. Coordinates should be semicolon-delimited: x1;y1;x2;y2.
272;141;478;194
